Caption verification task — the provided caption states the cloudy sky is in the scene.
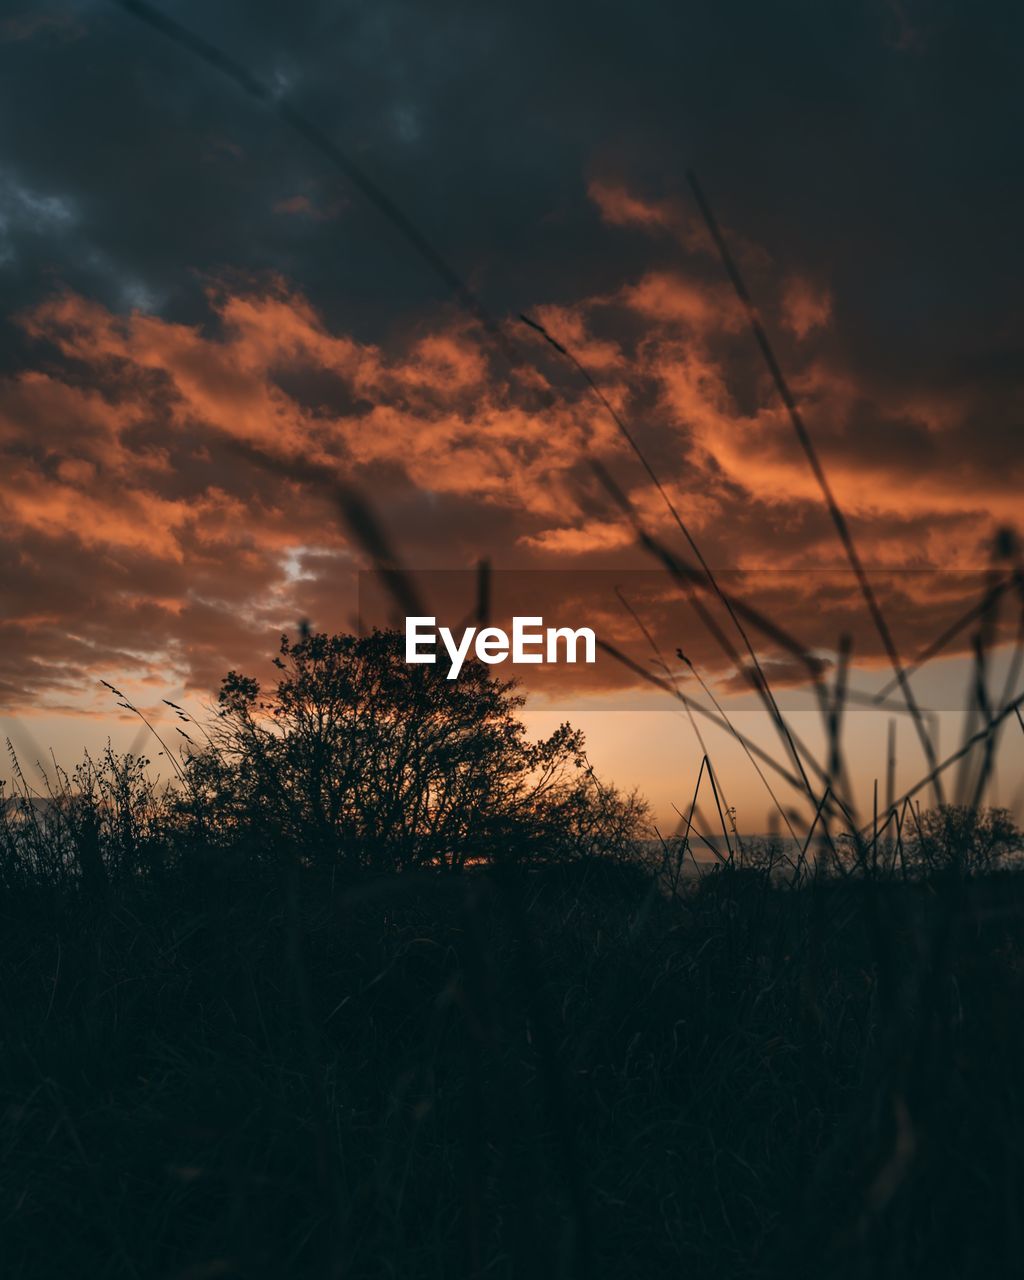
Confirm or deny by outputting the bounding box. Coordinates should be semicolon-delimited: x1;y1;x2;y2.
2;0;1023;827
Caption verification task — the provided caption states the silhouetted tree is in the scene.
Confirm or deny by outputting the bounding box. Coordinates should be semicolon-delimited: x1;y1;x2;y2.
904;804;1024;876
196;629;647;872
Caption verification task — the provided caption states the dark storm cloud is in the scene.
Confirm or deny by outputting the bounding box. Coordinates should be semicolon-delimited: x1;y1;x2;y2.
1;0;1023;716
3;0;1022;349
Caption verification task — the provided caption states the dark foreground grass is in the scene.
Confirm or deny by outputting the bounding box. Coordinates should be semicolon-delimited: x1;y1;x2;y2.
2;856;1023;1279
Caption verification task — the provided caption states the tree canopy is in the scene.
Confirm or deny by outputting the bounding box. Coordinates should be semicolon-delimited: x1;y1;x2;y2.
190;628;647;872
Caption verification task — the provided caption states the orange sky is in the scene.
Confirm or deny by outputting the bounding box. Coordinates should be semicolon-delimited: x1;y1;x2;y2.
3;181;1023;831
3;22;1024;835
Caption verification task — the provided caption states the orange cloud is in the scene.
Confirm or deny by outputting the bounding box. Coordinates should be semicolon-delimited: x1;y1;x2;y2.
2;249;1020;719
588;179;683;233
623;271;742;332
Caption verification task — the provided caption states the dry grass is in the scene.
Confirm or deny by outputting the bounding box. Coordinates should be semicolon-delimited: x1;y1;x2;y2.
2;826;1024;1278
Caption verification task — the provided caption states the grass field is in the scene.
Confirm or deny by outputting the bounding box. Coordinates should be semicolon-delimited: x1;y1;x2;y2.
3;846;1023;1279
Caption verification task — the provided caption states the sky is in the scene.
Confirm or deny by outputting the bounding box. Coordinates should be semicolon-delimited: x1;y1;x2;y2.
2;0;1023;831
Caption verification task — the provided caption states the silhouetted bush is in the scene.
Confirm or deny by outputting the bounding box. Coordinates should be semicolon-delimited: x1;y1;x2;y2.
0;744;162;891
903;804;1024;876
2;631;649;886
192;628;649;873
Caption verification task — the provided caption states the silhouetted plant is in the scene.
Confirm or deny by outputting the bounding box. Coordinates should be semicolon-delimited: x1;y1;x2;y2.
903;804;1024;876
0;743;161;889
192;628;648;872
